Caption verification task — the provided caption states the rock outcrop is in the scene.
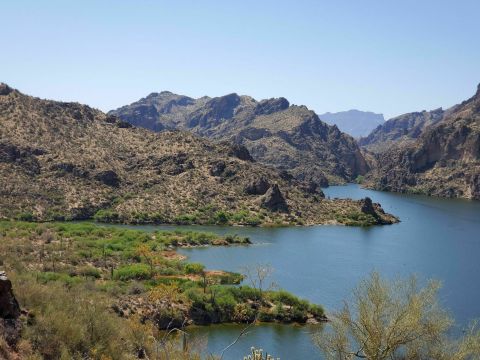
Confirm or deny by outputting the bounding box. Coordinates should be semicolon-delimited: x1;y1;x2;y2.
366;83;480;200
245;177;270;195
109;91;369;185
359;108;446;153
261;184;288;212
0;271;21;346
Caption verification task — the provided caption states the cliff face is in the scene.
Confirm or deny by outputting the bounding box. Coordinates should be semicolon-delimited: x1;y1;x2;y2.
366;84;480;200
359;108;446;153
110;92;369;186
0;84;396;225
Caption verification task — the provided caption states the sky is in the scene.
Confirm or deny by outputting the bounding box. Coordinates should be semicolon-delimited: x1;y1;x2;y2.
1;0;479;119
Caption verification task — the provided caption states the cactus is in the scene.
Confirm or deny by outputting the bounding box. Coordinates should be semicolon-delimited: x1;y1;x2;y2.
243;347;279;360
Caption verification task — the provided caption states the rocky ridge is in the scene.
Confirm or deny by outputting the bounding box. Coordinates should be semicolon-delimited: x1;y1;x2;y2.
359;107;447;153
365;84;480;200
0;84;397;226
110;92;369;186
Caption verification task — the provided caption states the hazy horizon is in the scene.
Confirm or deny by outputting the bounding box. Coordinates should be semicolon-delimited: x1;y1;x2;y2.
2;0;479;119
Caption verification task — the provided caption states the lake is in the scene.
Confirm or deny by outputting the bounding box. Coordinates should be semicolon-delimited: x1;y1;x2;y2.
118;185;480;359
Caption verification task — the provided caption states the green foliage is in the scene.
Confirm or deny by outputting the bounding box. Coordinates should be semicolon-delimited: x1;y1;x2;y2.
17;211;35;221
184;262;205;275
337;211;377;226
77;265;101;278
173;214;198;224
213;210;229;224
0;219;324;359
114;263;152;280
93;209;121;223
355;175;365;184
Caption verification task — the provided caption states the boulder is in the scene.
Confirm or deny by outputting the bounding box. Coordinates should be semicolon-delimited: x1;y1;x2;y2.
0;272;20;319
245;177;270;195
209;161;226;177
360;197;376;217
261;184;288;212
0;271;22;346
228;144;254;161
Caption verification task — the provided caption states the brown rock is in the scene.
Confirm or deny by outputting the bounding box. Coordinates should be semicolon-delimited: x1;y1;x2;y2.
0;271;21;346
261;184;288;212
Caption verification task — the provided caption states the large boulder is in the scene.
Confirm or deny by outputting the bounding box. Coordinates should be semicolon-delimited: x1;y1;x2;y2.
244;177;270;195
228;144;254;161
261;184;288;212
360;197;376;216
0;272;21;346
0;272;20;319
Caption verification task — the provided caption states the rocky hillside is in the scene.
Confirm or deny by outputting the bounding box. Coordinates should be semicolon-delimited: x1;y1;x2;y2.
0;83;397;226
110;92;369;186
319;110;384;138
359;108;446;153
366;84;480;200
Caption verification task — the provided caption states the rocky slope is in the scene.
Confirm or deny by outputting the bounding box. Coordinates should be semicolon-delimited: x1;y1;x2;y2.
0;83;397;225
319;109;384;138
366;84;480;200
110;92;369;186
359;107;447;153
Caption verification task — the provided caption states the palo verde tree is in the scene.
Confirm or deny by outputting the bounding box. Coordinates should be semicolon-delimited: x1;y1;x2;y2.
315;272;480;360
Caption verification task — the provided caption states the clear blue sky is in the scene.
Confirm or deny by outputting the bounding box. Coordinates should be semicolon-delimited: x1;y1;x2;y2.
2;0;479;119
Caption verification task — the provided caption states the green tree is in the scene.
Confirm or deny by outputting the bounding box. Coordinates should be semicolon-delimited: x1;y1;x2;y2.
315;272;480;360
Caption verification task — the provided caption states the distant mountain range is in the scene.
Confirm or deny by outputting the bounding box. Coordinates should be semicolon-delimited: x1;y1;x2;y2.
110;92;369;186
319;110;385;138
0;83;397;225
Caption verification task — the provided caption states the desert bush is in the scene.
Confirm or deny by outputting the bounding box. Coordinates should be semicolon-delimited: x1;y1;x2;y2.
315;272;480;360
114;263;152;280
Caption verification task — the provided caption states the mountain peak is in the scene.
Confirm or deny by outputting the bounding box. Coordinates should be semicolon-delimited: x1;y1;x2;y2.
0;83;14;96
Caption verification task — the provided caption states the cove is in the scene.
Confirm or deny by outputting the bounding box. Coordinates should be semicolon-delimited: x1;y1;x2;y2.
115;185;480;359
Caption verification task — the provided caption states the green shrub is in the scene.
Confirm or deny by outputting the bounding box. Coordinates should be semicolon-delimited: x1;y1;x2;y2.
173;214;197;224
184;263;205;275
77;266;101;279
355;175;365;184
213;211;230;224
114;263;152;280
93;209;121;223
17;212;35;221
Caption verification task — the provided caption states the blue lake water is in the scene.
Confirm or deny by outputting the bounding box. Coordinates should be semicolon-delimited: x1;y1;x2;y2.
117;185;480;359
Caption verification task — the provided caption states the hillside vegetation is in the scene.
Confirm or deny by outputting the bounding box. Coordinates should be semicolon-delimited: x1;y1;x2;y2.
0;221;325;359
0;83;397;226
110;91;369;186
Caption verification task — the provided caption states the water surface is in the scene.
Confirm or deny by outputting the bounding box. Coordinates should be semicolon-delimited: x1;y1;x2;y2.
117;185;480;359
